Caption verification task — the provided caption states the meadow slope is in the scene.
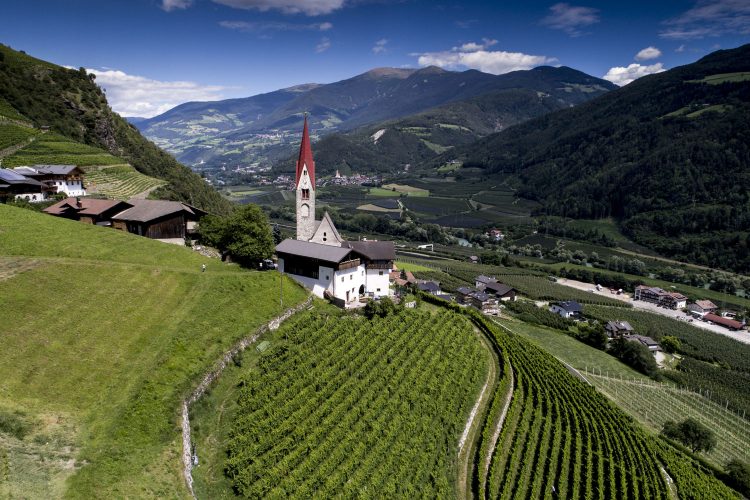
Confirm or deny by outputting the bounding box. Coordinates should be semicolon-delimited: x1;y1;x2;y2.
0;205;307;498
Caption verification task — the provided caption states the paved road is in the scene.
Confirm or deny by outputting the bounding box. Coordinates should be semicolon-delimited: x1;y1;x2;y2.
556;278;750;345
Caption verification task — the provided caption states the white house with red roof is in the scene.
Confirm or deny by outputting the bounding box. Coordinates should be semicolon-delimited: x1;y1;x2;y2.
276;115;394;306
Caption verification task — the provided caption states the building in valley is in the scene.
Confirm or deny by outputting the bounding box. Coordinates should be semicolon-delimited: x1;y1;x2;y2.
275;116;395;306
634;285;687;310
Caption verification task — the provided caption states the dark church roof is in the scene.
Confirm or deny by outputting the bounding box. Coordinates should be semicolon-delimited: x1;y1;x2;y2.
276;239;354;264
341;240;396;261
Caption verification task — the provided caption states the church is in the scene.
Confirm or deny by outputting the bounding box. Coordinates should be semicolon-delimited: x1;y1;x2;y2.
275;116;395;306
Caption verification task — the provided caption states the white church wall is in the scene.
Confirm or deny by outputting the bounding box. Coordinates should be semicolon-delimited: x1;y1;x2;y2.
366;268;391;297
332;264;367;303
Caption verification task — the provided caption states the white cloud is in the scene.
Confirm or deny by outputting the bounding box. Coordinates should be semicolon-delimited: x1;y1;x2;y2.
316;37;331;53
660;0;750;39
676;44;686;52
161;0;192;11
372;38;388;54
602;63;666;86
87;69;226;118
219;20;333;33
541;3;600;37
635;46;662;61
414;42;556;75
212;0;345;15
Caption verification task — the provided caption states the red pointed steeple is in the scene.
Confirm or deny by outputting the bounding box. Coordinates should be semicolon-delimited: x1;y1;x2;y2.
295;114;315;189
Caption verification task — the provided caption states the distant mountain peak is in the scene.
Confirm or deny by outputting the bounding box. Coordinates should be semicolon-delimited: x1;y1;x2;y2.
363;67;416;79
413;65;448;75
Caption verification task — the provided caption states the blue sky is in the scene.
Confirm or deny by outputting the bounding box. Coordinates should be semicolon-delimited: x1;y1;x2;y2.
3;0;749;117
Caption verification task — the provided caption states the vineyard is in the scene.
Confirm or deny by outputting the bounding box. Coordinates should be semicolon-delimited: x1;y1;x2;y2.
588;372;750;467
466;313;738;499
402;257;628;306
2;133;125;167
83;165;165;199
225;309;489;497
0;123;38;150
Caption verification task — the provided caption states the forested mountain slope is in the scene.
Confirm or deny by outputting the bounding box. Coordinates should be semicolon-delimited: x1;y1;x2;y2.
442;44;750;272
0;44;231;214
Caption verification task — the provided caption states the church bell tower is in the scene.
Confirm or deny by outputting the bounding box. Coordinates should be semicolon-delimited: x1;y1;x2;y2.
295;114;316;241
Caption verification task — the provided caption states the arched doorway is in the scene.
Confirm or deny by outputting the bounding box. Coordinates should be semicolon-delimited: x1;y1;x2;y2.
359;284;365;296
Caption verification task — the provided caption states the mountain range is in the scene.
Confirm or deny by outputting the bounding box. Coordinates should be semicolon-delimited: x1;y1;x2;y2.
437;44;750;272
136;65;616;169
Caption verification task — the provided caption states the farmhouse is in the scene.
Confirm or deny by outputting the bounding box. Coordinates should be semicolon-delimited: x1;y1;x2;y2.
14;165;86;198
550;300;583;319
475;275;516;301
0;168;45;201
605;320;634;338
625;334;661;353
44;197;133;225
687;300;718;318
111;199;205;240
275;116;395;306
634;285;687;309
468;291;499;315
417;281;442;295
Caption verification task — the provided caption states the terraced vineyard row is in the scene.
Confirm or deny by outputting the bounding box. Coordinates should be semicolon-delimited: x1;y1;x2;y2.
589;372;750;467
83;165;165;199
0;123;38;150
2;133;125;167
225;310;489;497
431;304;740;499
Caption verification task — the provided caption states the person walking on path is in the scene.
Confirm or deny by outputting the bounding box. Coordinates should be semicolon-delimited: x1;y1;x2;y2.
201;264;206;273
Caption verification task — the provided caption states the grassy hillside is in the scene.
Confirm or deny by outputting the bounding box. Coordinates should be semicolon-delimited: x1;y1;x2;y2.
2;132;125;167
0;44;232;215
83;164;166;199
0;205;307;497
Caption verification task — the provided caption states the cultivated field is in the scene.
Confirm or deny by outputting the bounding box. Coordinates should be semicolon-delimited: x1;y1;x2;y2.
83;164;166;199
191;309;491;497
2;133;125;167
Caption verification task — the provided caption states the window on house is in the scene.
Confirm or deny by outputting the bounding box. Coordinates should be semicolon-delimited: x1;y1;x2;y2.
350;275;353;280
377;288;381;292
379;271;383;276
341;277;345;282
326;275;329;280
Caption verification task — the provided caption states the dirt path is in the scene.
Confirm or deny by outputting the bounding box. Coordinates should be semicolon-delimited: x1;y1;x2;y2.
456;329;499;500
478;357;514;498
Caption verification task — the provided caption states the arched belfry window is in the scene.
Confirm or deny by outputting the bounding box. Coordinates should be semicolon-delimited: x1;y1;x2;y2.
301;188;310;200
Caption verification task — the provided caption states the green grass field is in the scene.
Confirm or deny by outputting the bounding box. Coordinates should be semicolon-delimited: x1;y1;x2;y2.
0;205;308;497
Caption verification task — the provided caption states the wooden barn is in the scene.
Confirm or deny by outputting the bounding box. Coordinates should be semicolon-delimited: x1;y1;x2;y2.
111;199;205;240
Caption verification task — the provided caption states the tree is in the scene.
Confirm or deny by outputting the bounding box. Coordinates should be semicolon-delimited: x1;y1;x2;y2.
609;338;658;378
199;204;274;267
726;460;750;496
662;418;716;453
660;335;681;354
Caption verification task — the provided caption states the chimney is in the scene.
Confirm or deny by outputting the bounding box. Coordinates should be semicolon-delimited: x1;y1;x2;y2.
76;196;82;208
